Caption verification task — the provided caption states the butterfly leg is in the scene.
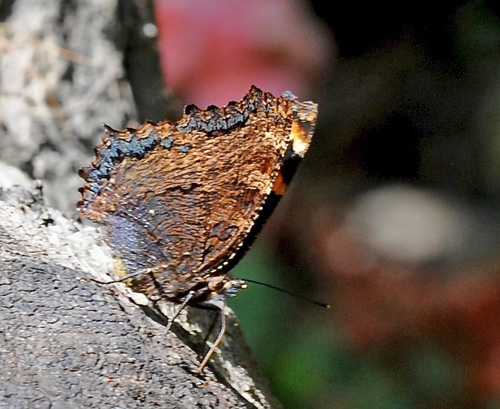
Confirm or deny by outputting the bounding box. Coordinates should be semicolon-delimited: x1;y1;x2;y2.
201;310;220;347
165;290;195;333
198;299;226;372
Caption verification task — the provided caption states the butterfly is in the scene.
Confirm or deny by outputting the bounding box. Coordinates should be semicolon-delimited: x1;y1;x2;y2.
78;86;318;371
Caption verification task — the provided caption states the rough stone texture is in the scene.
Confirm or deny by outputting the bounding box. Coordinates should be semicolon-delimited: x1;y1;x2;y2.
0;181;282;409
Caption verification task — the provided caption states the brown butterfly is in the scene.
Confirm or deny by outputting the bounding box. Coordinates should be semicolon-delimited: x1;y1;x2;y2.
78;86;318;371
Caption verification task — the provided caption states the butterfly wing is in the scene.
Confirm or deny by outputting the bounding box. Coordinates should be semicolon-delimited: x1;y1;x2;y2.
78;86;317;299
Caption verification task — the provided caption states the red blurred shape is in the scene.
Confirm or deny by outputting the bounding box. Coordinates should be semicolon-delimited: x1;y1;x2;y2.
154;0;333;106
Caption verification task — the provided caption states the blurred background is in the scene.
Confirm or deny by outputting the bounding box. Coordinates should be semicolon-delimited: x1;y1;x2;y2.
154;0;500;408
3;0;500;407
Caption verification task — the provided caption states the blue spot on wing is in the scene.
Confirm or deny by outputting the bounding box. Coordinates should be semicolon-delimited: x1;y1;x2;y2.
80;130;164;209
104;213;170;274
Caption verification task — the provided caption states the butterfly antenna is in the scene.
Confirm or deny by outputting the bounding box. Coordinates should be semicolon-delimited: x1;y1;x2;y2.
240;278;330;309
